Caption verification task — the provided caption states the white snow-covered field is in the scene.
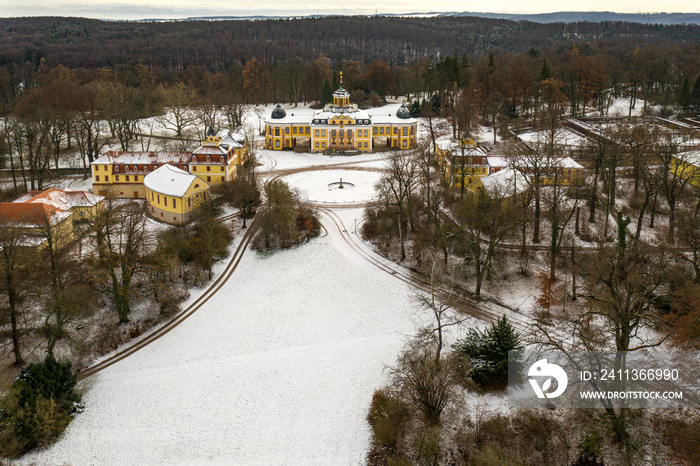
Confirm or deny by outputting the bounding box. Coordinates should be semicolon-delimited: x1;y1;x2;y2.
23;153;441;465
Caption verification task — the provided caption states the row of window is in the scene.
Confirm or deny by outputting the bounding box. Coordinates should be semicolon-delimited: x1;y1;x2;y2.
291;126;311;135
191;165;224;172
96;160;227;174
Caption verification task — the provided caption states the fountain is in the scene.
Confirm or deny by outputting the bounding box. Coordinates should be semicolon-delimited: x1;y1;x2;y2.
328;177;354;190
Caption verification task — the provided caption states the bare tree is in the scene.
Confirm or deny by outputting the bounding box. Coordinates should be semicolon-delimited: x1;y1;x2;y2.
455;186;516;298
0;220;36;365
377;151;418;261
415;251;465;365
89;200;152;323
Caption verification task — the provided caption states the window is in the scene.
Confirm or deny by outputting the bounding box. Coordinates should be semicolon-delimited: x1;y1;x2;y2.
285;127;289;134
315;129;319;137
105;176;109;182
188;198;191;208
373;127;378;135
115;175;120;181
96;175;100;181
403;127;408;136
380;127;384;134
394;127;398;134
293;127;297;134
125;175;130;182
402;140;408;147
157;195;160;204
172;199;176;209
207;166;211;172
220;156;224;162
207;176;211;182
275;140;280;148
115;166;119;172
206;156;210;162
164;197;167;207
275;127;280;136
347;130;352;138
306;127;310;134
364;130;368;137
331;129;337;138
192;166;197;171
321;130;326;136
220;166;224;172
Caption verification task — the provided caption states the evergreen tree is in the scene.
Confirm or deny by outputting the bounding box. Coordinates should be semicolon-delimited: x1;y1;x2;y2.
332;71;339;90
540;58;551;82
455;316;522;389
320;79;332;106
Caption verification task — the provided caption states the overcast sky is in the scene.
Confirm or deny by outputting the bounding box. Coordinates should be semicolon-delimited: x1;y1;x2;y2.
1;0;699;20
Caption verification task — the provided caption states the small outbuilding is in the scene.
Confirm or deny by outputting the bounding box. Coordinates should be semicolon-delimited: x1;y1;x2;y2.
144;164;210;224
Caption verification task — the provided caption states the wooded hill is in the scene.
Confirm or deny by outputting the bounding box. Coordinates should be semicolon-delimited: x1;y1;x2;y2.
1;16;700;70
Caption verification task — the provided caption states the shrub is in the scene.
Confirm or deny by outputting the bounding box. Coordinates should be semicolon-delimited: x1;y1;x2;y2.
393;344;454;425
0;358;81;457
367;389;412;451
454;316;522;390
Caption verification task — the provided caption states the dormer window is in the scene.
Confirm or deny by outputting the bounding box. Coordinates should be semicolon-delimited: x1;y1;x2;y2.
206;156;210;162
220;156;224;163
115;166;119;172
192;155;196;162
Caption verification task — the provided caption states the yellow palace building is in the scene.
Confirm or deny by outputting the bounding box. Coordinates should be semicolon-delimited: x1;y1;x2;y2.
144;164;210;224
265;73;418;152
91;128;245;198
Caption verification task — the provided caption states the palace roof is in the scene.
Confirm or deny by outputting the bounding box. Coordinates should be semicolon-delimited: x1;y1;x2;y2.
93;151;192;166
144;164;208;198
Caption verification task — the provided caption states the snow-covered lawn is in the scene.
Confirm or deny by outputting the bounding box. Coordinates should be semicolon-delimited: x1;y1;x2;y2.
25;219;424;465
281;169;384;204
23;153;441;465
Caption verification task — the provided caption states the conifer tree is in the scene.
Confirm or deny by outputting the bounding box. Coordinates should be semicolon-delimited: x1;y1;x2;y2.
320;79;332;106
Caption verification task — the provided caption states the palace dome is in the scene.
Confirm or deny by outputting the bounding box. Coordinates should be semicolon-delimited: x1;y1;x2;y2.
396;103;411;119
271;104;287;119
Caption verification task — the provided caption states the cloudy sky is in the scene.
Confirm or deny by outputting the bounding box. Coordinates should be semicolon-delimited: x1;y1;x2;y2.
1;0;699;20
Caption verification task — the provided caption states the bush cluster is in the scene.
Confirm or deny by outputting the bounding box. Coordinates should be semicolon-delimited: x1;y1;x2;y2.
253;180;320;251
0;358;81;458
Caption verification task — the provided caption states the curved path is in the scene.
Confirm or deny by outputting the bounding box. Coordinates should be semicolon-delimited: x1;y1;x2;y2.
79;214;260;380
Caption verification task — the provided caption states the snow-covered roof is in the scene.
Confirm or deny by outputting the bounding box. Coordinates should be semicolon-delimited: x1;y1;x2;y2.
510;155;584;170
312;108;371;121
191;145;227;156
143;164;209;198
486;156;509;168
13;188;104;210
264;111;313;125
677;150;700;168
435;138;480;154
93;151;191;166
221;133;244;149
370;114;417;125
0;202;73;227
470;168;530;199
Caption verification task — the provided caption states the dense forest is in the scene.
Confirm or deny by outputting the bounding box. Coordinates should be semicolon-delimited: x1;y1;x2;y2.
1;16;700;70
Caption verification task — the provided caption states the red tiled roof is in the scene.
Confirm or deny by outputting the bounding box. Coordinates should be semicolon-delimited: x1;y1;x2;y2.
0;202;70;226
